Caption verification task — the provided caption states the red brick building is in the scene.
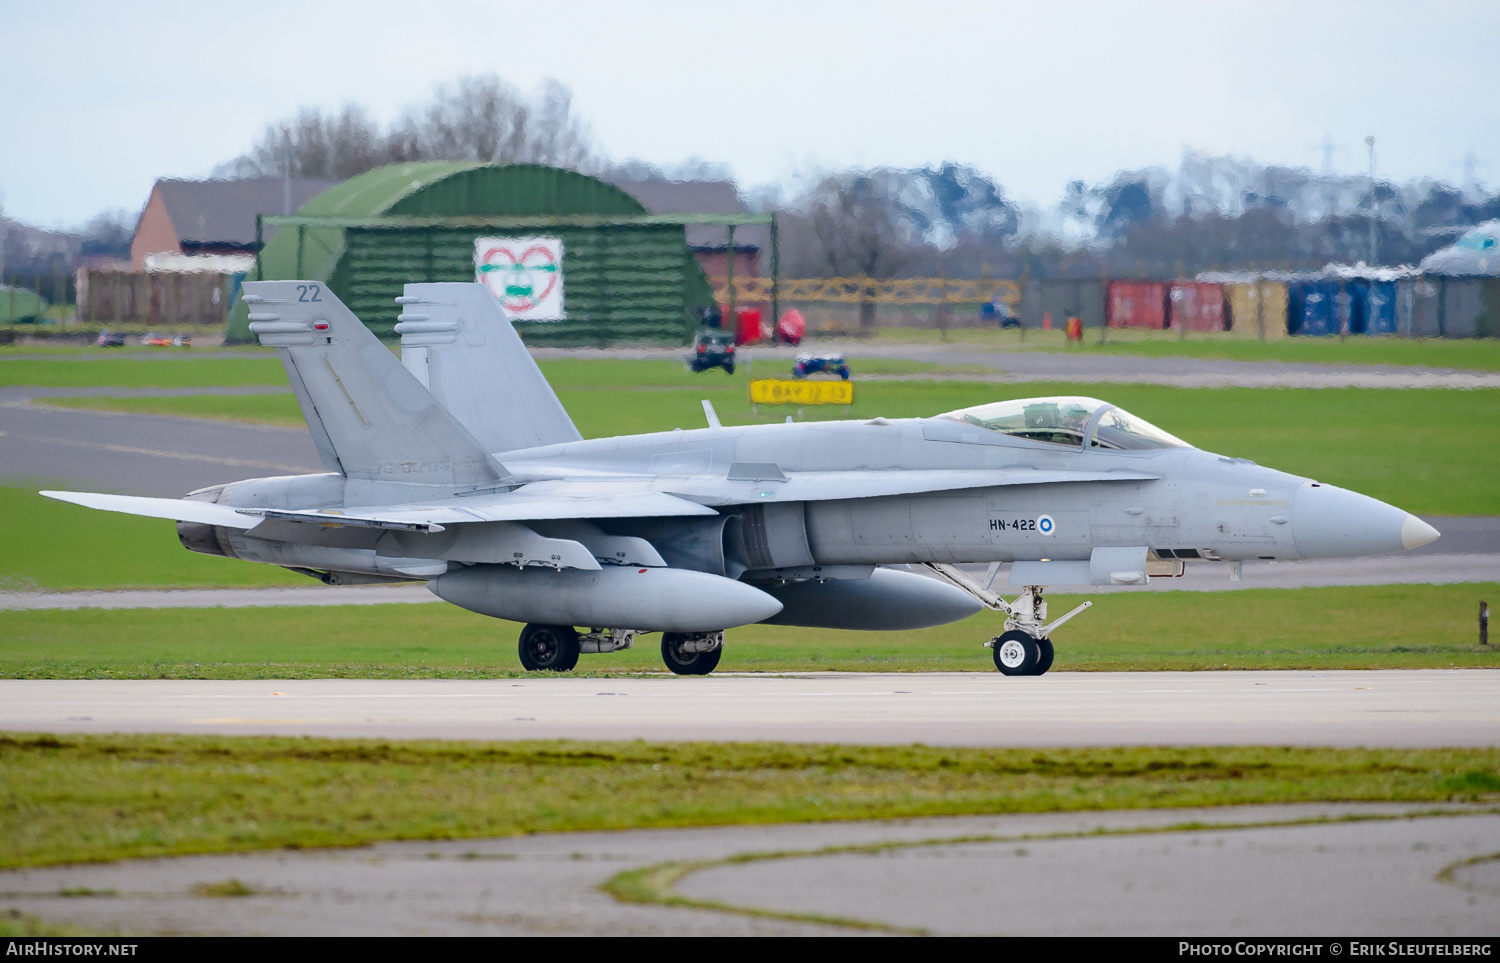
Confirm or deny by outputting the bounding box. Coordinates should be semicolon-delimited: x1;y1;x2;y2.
130;177;339;270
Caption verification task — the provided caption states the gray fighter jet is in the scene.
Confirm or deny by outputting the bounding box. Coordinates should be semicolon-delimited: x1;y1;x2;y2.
43;281;1440;676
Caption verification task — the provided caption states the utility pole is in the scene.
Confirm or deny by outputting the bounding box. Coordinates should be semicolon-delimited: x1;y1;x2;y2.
0;191;6;304
1365;135;1378;266
282;124;292;217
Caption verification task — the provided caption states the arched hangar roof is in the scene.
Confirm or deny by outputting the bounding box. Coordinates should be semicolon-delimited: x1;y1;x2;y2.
230;163;702;343
248;161;653;286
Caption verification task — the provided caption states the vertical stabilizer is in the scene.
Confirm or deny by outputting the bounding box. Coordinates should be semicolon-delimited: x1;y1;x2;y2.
396;283;582;454
243;280;509;490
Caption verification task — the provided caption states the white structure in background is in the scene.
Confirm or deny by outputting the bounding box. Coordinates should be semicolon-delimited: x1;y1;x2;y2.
1420;221;1500;276
141;253;257;274
474;237;565;321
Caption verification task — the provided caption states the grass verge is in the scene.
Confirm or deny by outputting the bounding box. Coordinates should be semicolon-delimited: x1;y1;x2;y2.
0;357;285;389
604;855;922;933
0;909;99;937
2;584;1497;678
602;807;1499;934
2;734;1495;869
869;327;1500;371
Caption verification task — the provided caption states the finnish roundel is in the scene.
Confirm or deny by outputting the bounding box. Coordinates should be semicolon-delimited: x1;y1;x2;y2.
1037;514;1056;536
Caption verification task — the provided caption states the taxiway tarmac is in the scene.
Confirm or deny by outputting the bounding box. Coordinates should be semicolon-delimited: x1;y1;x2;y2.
1;803;1493;936
2;670;1494;746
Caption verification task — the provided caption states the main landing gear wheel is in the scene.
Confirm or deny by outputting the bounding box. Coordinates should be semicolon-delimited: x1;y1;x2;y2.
518;623;580;672
661;633;722;676
992;630;1044;676
1036;637;1055;675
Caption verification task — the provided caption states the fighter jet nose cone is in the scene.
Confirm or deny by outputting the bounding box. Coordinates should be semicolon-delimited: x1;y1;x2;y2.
1400;515;1441;550
1291;483;1416;559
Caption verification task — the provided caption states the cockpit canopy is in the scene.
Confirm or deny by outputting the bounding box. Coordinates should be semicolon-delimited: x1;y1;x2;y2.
935;396;1191;450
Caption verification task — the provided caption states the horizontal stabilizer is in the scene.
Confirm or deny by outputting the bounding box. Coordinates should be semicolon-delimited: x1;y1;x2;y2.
40;491;259;529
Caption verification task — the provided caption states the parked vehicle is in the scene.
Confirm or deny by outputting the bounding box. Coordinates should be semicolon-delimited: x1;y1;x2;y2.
95;330;125;347
981;300;1021;328
690;329;736;374
140;332;189;347
793;353;850;380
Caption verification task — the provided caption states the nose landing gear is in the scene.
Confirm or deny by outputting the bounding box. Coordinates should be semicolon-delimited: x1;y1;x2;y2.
924;565;1088;677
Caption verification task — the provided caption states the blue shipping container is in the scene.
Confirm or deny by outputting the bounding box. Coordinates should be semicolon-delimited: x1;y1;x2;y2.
1345;280;1368;334
1364;280;1398;334
1288;281;1339;336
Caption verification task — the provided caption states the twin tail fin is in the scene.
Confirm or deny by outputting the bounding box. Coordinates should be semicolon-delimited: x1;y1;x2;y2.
244;280;509;490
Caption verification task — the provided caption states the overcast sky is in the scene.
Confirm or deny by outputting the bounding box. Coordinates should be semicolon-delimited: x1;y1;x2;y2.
2;0;1496;228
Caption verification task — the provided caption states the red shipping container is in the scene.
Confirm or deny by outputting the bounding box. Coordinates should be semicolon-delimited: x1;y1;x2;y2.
1106;281;1168;329
734;308;763;346
1168;282;1225;332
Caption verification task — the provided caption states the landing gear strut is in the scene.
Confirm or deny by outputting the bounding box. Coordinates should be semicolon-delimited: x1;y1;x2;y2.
518;625;635;672
923;566;1090;677
661;631;723;676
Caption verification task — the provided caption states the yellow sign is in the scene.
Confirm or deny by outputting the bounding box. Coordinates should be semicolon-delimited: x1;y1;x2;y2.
750;379;853;406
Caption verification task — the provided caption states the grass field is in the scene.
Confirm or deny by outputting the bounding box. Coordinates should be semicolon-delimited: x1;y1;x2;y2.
2;733;1494;869
0;343;274;357
869;327;1500;371
0;356;285;388
2;583;1495;678
28;375;1500;515
0;485;305;591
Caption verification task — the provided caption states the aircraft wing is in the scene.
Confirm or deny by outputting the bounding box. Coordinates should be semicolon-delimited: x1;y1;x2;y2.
235;485;719;530
657;468;1162;506
42;484;717;533
42;471;1150;531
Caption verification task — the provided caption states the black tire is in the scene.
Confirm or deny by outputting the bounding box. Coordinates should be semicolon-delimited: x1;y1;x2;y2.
724;362;735;375
1035;637;1054;675
518;623;580;672
661;633;722;676
991;629;1040;676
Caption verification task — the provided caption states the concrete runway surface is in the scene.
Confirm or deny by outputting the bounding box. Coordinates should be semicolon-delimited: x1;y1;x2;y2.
2;670;1494;746
1;803;1493;936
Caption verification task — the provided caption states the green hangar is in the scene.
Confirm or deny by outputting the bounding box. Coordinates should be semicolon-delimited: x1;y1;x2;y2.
228;162;756;345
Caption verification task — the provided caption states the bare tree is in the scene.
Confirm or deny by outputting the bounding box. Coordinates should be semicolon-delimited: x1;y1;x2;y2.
800;171;916;334
216;74;600;181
